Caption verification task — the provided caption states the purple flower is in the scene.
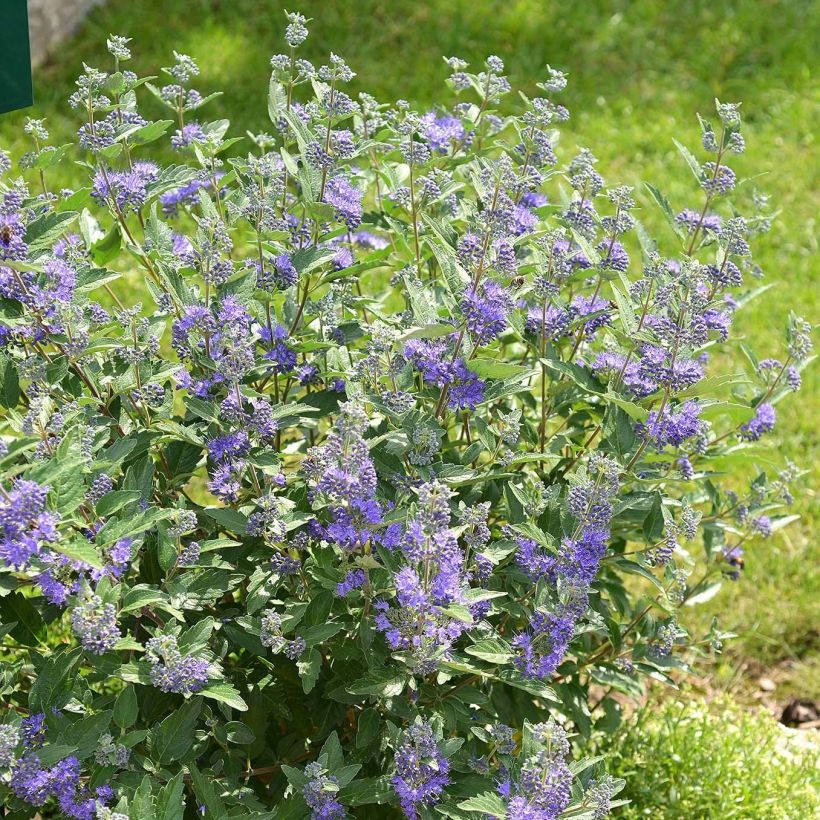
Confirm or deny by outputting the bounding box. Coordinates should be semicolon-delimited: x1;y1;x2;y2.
571;295;611;336
86;473;114;504
331;246;354;270
0;217;27;262
324;176;362;229
404;341;486;410
160;175;214;216
352;230;388;250
0;479;59;570
591;351;657;397
515;537;557;582
297;363;320;385
391;721;450;819
525;303;572;340
179;540;200;566
500;721;572;819
638;401;702;449
421;112;467;153
303;402;377;506
596;239;630;271
145;634;209;694
207;430;250;463
739;402;776;441
751;515;773;538
461;280;512;345
21;713;47;752
303;762;345;819
258;253;298;290
171;305;217;358
70;594;120;654
91;163;158;213
171;122;206;148
0;724;17;768
336;568;366;597
512;456;619;679
676;209;722;234
447;361;486;411
10;754;112;818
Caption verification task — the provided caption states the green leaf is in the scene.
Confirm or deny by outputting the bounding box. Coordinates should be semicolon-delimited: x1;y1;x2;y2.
188;763;226;818
458;792;507;816
644;182;684;238
95;506;176;547
297;648;322;694
58;711;112;759
0;354;20;408
402;271;438;325
340;776;394;807
303;590;333;626
356;708;380;748
202;506;248;534
465;639;513;665
35;744;78;767
601;406;637;460
200;682;248;711
90;222;122;266
642;492;665;543
0;591;45;645
267;76;288;123
347;668;407;697
155;773;185;820
685;581;723;606
114;685;138;729
299;623;344;646
151;698;202;765
24;211;78;252
51;537;105;570
130;776;155;820
468;359;535;380
30;648;82;713
225;721;255;745
398;323;457;341
96;490;143;517
320;731;344;769
673;137;707;182
129;119;174;146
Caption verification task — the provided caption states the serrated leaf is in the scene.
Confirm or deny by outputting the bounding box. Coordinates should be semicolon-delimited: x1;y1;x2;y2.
347;669;407;697
465;639;513;665
156;773;185;820
30;648;82;713
24;211;78;252
188;763;226;818
468;359;534;380
340;776;394;806
151;699;201;764
458;792;507;816
200;682;248;711
95;490;142;517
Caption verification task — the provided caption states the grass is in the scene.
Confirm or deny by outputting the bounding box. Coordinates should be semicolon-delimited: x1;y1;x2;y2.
599;693;819;818
1;1;817;688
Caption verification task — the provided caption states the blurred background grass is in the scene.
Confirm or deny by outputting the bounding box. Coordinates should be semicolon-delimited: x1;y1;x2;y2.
1;0;817;701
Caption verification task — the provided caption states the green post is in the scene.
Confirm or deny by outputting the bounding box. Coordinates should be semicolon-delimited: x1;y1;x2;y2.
0;0;34;115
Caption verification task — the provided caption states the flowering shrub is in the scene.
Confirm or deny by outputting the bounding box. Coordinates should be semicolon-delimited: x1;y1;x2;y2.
0;12;813;819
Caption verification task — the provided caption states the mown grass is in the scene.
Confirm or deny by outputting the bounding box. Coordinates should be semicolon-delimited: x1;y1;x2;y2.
599;694;819;818
1;0;817;687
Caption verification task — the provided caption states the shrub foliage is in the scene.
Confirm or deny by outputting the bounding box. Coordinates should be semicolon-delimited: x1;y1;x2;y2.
0;13;812;820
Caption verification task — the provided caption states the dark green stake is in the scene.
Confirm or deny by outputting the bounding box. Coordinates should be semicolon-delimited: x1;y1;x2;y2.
0;0;34;115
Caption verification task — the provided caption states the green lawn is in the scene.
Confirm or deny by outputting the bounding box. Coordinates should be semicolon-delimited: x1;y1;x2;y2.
2;0;817;693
